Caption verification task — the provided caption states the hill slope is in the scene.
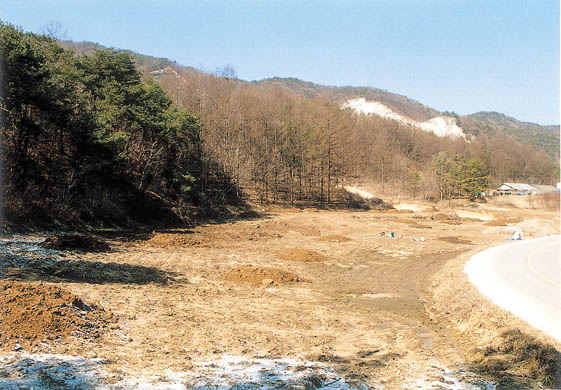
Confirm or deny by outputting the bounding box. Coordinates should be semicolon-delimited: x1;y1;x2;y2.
62;40;559;166
460;112;560;158
253;77;441;122
62;41;559;158
255;77;559;158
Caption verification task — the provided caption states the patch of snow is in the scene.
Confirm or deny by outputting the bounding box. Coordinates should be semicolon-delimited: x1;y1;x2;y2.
0;353;371;390
394;203;421;212
0;353;112;390
0;237;62;277
342;98;465;138
185;354;370;389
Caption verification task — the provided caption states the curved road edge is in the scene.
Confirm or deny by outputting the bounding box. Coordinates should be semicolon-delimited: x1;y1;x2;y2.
464;235;561;343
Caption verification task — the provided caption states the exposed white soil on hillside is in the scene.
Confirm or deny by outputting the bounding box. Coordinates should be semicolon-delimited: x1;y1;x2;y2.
343;97;465;138
343;185;376;199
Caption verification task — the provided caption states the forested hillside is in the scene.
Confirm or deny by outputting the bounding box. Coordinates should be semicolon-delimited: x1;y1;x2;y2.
1;27;559;229
148;59;559;203
0;24;241;229
459;112;560;159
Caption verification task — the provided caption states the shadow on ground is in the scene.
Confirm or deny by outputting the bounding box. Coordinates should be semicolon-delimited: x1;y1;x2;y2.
2;257;178;285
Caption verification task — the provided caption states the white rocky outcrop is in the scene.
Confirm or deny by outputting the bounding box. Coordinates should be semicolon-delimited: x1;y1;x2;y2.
342;97;465;138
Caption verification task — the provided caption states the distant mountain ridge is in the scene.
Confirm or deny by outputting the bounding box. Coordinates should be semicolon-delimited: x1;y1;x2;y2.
62;41;560;159
460;112;560;158
253;77;441;122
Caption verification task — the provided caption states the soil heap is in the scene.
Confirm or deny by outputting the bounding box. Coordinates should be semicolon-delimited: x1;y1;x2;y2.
222;265;306;286
0;281;114;350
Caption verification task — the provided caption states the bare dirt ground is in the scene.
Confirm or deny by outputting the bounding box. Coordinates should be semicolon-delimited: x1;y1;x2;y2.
0;196;559;389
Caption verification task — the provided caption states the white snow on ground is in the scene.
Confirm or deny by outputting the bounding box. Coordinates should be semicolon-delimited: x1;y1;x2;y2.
342;98;465;138
0;353;111;390
0;236;62;277
184;355;369;389
0;352;496;389
465;236;561;343
344;185;375;199
0;353;370;390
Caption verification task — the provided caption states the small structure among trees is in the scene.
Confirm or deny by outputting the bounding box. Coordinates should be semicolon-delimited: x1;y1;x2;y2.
496;183;558;196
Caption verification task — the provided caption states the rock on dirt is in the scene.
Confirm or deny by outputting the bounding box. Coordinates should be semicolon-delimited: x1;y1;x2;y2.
41;234;111;252
0;281;115;350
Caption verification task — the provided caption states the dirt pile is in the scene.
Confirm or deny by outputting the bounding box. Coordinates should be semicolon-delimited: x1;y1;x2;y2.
148;232;207;248
221;265;307;286
42;234;111;252
484;218;521;227
431;212;460;221
275;248;327;262
0;281;114;350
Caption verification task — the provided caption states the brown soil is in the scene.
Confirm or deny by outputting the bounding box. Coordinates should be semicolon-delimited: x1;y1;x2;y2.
147;232;208;247
42;234;111;252
484;218;522;226
402;220;433;229
317;235;353;242
275;248;327;262
0;281;114;349
221;265;306;286
2;199;558;388
431;212;460;221
437;236;473;245
442;220;462;225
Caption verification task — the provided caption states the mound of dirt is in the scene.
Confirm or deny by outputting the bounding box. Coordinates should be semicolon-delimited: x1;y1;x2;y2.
221;265;307;286
0;281;114;350
42;235;110;252
275;248;327;262
431;212;460;221
317;235;352;243
437;236;473;245
402;220;432;229
484;218;521;227
147;232;207;248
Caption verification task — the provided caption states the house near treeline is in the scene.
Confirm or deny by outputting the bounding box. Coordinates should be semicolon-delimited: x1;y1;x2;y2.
495;183;558;195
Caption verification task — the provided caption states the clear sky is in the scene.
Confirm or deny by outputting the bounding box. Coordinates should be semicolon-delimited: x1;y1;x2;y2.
1;0;559;125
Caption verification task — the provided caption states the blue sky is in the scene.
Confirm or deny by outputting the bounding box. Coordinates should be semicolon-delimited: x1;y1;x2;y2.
1;0;559;124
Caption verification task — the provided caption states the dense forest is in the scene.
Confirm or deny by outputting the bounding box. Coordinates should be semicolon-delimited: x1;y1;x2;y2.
0;23;241;229
1;24;559;228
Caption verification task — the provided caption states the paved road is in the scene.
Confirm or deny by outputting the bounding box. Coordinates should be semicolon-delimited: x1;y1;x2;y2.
465;235;561;342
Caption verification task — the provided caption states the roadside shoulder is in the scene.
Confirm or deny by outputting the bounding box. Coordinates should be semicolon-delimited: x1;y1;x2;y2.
426;247;561;388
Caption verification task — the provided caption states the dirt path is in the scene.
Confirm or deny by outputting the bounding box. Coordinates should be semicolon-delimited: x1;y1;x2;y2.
1;200;559;388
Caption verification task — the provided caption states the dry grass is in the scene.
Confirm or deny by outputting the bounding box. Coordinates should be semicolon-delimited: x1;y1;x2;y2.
531;193;560;211
475;330;561;387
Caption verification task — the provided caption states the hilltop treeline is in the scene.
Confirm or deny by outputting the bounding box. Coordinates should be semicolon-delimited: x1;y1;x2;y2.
153;65;559;204
0;23;240;229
